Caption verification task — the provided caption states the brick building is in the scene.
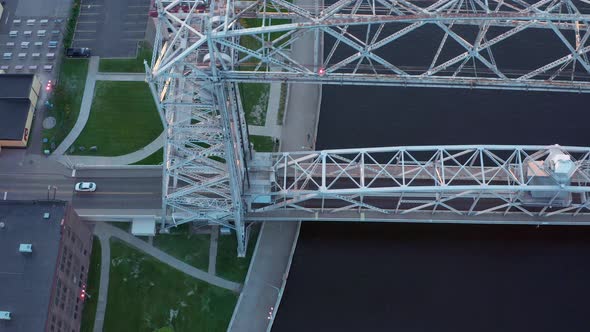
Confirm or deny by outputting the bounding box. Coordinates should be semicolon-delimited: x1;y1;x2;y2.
0;200;93;332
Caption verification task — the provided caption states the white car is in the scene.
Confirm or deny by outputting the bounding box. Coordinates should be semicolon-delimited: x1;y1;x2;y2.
75;182;97;192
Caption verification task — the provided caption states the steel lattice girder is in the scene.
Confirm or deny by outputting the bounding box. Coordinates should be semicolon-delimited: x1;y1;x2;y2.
245;145;590;218
151;0;590;92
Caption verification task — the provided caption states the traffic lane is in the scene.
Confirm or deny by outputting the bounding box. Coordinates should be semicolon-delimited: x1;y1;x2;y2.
0;173;75;201
72;176;162;209
75;168;162;178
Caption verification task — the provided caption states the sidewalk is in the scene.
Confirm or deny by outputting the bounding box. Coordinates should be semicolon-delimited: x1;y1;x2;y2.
228;0;322;328
50;57;158;167
51;56;100;156
61;131;163;167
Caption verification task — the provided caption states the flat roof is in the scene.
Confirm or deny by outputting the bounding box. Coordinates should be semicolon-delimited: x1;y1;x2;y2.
0;74;35;99
0;99;30;140
0;201;66;332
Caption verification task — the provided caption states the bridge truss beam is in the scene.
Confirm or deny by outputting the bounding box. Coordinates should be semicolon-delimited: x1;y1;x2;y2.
246;145;590;219
154;0;590;92
149;0;590;255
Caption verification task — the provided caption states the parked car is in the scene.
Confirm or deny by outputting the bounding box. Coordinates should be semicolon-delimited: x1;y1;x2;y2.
75;182;96;192
66;47;91;58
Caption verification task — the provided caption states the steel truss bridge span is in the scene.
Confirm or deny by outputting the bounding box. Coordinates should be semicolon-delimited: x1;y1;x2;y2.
246;145;590;221
152;0;590;92
149;0;590;255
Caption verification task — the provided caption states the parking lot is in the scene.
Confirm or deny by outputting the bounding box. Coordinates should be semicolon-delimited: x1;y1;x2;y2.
0;0;70;76
72;0;150;57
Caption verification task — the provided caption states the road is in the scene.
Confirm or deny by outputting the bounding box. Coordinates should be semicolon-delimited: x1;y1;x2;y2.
0;168;162;210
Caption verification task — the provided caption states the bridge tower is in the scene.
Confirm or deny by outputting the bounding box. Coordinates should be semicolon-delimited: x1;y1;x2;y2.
148;0;590;256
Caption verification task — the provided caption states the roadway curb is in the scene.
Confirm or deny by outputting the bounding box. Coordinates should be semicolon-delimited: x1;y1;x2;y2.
73;165;162;170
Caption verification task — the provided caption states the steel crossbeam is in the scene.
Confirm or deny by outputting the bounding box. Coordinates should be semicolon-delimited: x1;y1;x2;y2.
247;145;590;218
150;0;590;255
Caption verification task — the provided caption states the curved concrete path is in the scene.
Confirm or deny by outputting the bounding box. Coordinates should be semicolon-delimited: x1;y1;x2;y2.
52;56;100;156
61;131;164;167
51;57;161;167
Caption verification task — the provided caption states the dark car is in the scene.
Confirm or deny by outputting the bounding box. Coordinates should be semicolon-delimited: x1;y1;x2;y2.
66;47;91;58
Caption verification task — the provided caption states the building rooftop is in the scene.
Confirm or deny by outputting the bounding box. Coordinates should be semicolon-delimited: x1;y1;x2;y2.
0;201;66;332
0;99;30;140
0;74;35;99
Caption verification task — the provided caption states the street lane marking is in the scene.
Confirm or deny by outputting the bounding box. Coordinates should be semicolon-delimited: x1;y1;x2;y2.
3;192;7;200
4;12;10;25
72;169;77;177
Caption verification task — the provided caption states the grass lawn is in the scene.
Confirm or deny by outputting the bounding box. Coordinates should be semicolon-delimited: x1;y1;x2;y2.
70;81;163;156
104;239;237;331
239;83;269;126
154;224;210;271
132;147;163;165
42;59;89;152
99;41;153;73
216;225;260;283
80;237;101;332
250;135;276;152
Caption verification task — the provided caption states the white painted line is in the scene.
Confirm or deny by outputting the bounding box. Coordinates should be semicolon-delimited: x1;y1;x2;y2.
126;13;147;16
76;30;97;33
3;192;7;200
123;38;144;41
128;5;150;7
125;30;147;33
72;169;76;177
4;12;10;25
73;38;96;41
79;12;100;15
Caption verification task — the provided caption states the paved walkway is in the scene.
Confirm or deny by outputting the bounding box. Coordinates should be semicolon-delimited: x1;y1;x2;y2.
52;56;100;156
248;81;283;139
228;0;322;328
209;226;219;275
94;222;241;291
51;58;159;167
95;73;146;81
62;131;164;167
93;231;111;332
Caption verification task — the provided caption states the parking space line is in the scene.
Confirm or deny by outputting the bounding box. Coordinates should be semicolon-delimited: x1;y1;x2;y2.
78;21;98;24
76;30;97;33
125;30;147;33
128;5;150;8
79;12;100;15
73;38;96;41
126;13;148;16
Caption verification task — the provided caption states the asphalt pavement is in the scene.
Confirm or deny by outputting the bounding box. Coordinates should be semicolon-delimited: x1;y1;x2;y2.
73;0;150;57
0;165;162;210
71;175;161;209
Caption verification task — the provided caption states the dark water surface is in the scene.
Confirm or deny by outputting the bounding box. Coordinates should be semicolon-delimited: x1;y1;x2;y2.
272;86;590;332
272;15;590;331
273;222;590;332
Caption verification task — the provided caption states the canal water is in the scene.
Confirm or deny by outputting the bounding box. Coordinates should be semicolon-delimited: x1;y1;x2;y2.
273;21;590;332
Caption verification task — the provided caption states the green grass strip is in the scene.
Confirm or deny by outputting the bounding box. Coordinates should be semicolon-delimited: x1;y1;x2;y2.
80;237;101;332
104;239;237;331
70;81;163;156
43;58;89;152
99;41;153;73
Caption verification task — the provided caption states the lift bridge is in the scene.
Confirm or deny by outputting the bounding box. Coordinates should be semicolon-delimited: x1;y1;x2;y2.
147;0;590;255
